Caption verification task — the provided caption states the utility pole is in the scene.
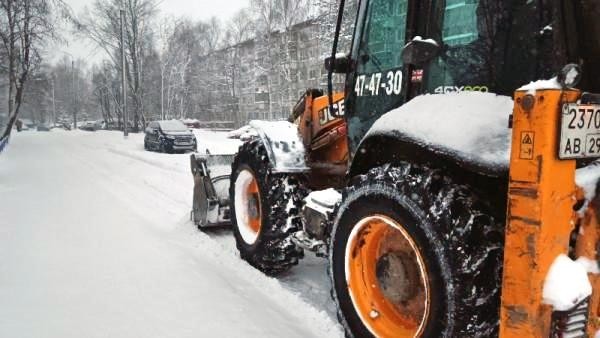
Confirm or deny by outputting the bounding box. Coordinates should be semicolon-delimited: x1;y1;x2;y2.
120;7;128;137
51;78;56;124
72;60;77;129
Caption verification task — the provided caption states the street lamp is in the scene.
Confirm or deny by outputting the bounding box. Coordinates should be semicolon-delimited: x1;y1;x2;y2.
120;3;128;137
60;51;77;130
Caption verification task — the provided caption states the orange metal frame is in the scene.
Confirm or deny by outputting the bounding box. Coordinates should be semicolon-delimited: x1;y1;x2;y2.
294;92;347;162
500;88;600;336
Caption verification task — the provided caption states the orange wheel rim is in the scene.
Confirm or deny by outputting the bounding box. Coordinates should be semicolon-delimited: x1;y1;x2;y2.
246;176;261;233
234;169;262;244
345;215;430;338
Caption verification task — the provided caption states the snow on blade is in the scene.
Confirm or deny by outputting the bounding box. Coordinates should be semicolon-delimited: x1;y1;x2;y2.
192;129;241;155
227;125;256;140
366;92;513;170
543;254;592;311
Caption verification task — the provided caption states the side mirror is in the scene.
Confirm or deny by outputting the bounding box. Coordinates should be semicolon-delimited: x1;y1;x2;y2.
325;53;350;73
401;37;441;66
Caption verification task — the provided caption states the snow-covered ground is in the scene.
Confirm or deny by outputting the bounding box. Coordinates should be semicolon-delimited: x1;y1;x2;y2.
0;130;342;338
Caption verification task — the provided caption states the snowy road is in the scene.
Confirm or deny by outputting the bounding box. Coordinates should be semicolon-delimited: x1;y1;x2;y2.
0;130;342;338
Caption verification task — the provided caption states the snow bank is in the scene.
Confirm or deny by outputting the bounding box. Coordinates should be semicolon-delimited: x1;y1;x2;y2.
366;92;513;170
543;254;592;311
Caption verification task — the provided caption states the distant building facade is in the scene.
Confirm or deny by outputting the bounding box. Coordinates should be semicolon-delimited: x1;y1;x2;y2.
195;20;342;128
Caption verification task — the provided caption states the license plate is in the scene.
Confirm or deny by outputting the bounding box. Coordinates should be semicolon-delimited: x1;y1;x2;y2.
559;103;600;159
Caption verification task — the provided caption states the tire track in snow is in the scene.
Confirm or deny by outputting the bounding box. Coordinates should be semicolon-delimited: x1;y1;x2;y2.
58;131;343;336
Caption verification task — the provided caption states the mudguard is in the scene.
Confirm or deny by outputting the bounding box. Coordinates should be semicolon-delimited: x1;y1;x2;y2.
349;92;513;179
247;120;309;173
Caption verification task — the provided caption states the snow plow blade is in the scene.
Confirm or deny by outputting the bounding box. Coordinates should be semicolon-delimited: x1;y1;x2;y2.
190;153;235;229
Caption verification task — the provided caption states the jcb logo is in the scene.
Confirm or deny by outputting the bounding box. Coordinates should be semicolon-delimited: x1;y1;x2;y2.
434;86;489;94
319;100;345;125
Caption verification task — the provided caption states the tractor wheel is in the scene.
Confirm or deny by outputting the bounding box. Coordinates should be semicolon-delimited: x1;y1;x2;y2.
229;139;304;275
329;163;504;338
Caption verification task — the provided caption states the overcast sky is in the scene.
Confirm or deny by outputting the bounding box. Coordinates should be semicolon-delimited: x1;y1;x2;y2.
51;0;250;65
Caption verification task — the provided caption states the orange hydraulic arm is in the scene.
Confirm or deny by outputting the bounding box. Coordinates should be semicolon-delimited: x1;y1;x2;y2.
500;88;600;337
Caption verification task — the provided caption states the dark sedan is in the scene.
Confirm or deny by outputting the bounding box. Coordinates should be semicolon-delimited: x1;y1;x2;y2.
144;120;197;153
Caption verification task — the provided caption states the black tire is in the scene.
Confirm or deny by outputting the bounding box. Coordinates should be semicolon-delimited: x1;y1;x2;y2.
144;139;149;150
229;139;304;275
330;163;504;338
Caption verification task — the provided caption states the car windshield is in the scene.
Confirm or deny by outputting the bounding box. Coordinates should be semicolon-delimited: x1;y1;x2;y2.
159;120;187;132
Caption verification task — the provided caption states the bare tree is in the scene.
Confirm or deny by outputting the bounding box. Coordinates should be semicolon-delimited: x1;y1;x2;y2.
275;0;310;111
78;0;158;132
0;0;68;140
225;9;254;46
251;0;280;118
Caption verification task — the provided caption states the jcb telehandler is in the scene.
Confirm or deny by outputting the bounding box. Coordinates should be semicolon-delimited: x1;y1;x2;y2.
191;0;600;336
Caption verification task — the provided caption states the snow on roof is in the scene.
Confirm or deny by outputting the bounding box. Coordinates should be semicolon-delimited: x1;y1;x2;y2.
411;35;439;46
518;77;562;92
365;92;514;171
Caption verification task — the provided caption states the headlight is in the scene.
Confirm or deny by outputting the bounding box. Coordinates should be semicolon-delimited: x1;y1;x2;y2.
165;135;175;140
558;64;582;89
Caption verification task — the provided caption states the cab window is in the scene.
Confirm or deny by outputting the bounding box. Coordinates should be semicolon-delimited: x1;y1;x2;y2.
423;0;560;96
356;0;408;74
347;0;409;149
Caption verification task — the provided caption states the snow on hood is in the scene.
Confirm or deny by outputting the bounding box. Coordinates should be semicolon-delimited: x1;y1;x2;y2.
518;77;562;92
365;92;514;171
249;120;308;171
163;130;193;136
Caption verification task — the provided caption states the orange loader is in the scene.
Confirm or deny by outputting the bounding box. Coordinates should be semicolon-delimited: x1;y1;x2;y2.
191;0;600;336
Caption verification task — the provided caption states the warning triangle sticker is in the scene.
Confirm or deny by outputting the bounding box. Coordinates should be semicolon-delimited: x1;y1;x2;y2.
522;134;533;144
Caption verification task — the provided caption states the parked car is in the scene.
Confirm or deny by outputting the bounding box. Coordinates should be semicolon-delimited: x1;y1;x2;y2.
181;118;201;129
37;124;51;131
79;121;100;131
144;120;197;153
51;122;71;130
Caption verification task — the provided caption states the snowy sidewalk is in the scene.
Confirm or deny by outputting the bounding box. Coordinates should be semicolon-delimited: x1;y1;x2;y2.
0;131;341;338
